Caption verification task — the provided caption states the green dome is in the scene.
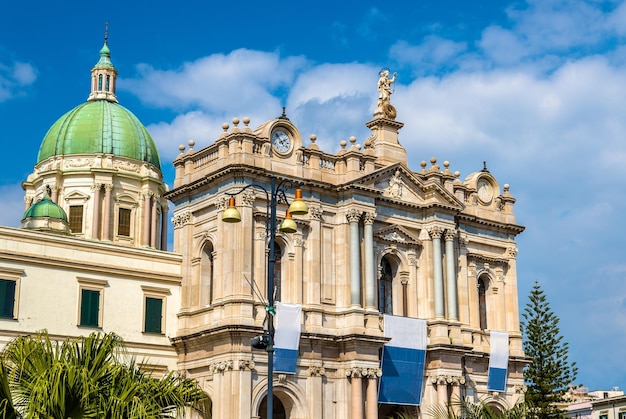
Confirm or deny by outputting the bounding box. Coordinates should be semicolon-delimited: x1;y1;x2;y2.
37;100;161;169
22;194;68;222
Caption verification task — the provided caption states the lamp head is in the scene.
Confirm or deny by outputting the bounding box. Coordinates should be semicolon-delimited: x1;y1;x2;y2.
288;188;308;216
222;197;242;223
279;210;297;233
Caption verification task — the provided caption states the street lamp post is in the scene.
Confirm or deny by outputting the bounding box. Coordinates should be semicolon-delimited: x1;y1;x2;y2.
222;176;308;419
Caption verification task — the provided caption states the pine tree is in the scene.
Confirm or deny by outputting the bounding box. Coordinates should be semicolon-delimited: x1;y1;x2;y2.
521;281;578;419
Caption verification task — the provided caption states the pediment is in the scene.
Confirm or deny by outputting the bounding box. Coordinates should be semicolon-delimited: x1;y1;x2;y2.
374;225;422;246
355;163;463;209
64;190;90;202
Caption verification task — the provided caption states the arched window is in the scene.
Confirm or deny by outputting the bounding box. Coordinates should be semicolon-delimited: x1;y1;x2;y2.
201;242;214;306
478;276;488;330
379;257;393;314
273;242;282;302
259;395;286;419
98;74;103;91
105;75;110;91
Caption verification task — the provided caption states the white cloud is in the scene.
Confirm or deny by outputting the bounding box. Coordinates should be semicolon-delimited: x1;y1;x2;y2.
0;59;37;102
121;49;308;115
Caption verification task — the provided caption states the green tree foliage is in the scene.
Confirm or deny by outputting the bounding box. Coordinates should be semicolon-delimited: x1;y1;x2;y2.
521;281;578;419
0;331;210;418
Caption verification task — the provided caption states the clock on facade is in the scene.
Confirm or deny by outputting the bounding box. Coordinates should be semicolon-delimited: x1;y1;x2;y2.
271;130;292;154
477;179;493;204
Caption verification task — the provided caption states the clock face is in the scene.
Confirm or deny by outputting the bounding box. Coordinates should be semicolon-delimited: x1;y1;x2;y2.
477;179;493;203
271;130;291;153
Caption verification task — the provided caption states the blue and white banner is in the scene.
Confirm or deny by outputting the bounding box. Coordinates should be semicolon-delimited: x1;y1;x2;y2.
273;302;302;374
378;315;427;406
487;331;509;392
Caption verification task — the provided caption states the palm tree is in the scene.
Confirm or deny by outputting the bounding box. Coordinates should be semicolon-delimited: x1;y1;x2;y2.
0;331;209;418
427;397;529;419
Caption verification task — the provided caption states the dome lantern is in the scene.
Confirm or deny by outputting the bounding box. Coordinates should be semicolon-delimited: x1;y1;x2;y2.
87;23;118;103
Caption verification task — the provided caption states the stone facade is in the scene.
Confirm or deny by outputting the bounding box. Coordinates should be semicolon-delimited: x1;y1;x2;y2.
166;101;527;417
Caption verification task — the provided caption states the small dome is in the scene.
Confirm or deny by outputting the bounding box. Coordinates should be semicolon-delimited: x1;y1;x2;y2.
37;100;161;169
22;194;68;221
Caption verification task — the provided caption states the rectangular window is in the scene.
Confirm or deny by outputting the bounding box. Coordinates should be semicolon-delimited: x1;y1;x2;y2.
0;279;16;319
118;208;131;237
600;414;608;419
80;289;100;327
69;205;83;233
144;297;163;334
618;412;626;419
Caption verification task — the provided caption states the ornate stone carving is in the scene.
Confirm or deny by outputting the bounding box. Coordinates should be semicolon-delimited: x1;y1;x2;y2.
294;236;304;248
91;183;102;192
208;360;234;373
363;211;377;225
346;209;362;223
408;255;418;267
113;159;140;173
65;157;94;168
215;196;228;211
309;366;326;377
514;384;527;394
241;190;256;207
308;205;323;220
387;169;404;198
238;359;256;371
507;247;518;259
172;212;191;229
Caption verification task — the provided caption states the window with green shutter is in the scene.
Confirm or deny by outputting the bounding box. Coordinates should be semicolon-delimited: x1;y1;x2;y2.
80;289;100;327
0;279;16;319
144;297;163;334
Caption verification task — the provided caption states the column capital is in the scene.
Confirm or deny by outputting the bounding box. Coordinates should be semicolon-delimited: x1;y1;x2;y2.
208;360;234;373
444;229;456;241
238;359;256;371
172;211;191;229
91;183;103;192
428;226;444;239
308;366;326;377
507;247;518;259
104;183;113;191
346;209;362;223
363;211;377;225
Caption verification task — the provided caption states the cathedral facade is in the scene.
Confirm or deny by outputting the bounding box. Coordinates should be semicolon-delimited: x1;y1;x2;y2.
167;72;527;417
1;38;527;418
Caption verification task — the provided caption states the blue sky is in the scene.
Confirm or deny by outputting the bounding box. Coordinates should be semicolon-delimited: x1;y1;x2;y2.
1;0;625;392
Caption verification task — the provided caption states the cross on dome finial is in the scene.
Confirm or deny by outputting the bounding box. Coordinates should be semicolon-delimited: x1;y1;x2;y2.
104;22;109;45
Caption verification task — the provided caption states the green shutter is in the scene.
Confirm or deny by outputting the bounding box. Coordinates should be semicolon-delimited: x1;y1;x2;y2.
80;289;100;327
145;297;162;333
0;280;15;318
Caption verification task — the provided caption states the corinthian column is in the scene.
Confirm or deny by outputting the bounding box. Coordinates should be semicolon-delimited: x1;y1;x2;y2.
363;211;377;309
445;229;458;320
91;184;102;240
142;191;152;246
347;209;362;306
102;184;112;241
429;226;444;318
